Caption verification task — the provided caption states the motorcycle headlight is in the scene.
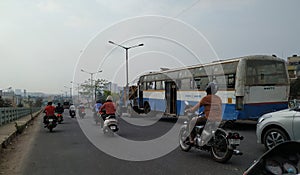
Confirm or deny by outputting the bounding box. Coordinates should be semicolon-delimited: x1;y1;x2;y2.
258;114;272;124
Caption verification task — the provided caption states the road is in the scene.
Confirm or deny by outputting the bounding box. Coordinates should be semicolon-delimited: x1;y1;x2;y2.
21;110;265;175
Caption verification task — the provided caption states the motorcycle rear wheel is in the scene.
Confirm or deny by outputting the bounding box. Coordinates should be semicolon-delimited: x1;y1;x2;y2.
179;127;191;152
210;133;233;163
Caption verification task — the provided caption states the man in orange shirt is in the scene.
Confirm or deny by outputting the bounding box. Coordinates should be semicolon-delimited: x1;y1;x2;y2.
43;101;56;124
187;82;222;144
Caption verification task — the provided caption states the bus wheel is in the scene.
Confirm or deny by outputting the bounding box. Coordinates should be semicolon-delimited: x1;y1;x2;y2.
144;102;151;114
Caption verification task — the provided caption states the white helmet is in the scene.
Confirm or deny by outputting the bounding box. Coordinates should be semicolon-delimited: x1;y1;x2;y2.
106;95;113;101
205;82;218;94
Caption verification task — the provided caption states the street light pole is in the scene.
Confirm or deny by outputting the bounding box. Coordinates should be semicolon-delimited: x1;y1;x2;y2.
71;81;81;104
81;69;102;103
64;85;72;100
108;41;143;109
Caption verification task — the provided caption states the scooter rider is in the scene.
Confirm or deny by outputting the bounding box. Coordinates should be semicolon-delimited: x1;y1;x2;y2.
43;101;56;125
186;82;222;144
69;104;76;116
93;100;102;116
99;96;116;127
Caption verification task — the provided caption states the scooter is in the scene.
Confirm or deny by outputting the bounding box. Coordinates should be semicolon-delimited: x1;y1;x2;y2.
102;113;119;135
78;108;86;119
56;113;63;123
69;109;76;118
45;116;57;132
179;102;243;163
94;112;101;125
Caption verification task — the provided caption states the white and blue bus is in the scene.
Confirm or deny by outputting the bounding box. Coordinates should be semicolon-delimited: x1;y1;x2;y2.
130;55;290;120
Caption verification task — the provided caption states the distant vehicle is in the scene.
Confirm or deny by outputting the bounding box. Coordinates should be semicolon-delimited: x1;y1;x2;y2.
130;55;290;120
63;101;70;109
256;104;300;150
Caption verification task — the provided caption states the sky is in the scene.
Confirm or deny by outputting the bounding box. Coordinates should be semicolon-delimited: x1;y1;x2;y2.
0;0;299;94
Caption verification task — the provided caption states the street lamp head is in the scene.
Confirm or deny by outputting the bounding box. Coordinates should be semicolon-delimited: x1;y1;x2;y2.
138;43;144;47
108;41;114;44
98;70;103;73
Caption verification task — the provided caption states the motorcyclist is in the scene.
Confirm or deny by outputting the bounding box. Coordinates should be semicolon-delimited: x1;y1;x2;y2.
93;100;102;123
69;104;76;116
94;100;102;114
55;103;64;114
78;103;85;116
99;96;116;127
43;101;56;125
186;82;222;144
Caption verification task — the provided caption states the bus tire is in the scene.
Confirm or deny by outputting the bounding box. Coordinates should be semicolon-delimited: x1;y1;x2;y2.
144;102;151;114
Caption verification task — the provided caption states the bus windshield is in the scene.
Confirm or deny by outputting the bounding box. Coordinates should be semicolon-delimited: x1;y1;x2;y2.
245;60;288;86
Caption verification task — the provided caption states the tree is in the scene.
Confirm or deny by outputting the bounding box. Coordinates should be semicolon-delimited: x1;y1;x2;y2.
34;97;43;107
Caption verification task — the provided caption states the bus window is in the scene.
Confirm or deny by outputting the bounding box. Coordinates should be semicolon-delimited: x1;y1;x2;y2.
147;81;155;90
227;74;235;88
156;81;165;90
194;77;209;90
180;78;193;90
246;60;288;85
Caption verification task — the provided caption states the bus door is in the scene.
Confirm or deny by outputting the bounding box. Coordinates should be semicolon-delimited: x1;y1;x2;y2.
138;85;143;108
165;81;177;115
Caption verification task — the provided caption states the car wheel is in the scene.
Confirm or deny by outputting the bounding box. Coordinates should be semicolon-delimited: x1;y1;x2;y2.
263;128;289;150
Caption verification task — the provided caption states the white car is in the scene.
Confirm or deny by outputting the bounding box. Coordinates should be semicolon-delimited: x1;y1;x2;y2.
256;105;300;150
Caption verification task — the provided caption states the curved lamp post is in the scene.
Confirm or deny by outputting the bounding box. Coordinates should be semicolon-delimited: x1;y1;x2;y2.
108;40;144;109
81;69;102;102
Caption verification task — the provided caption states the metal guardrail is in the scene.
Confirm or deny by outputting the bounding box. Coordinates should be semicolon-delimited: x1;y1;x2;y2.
0;107;41;126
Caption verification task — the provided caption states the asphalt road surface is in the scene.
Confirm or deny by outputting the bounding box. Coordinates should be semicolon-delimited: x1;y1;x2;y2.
21;110;265;175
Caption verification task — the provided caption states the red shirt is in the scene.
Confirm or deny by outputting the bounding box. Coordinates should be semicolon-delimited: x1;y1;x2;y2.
99;101;116;115
44;105;56;116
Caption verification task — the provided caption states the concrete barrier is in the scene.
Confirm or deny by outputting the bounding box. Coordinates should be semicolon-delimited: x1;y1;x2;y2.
0;109;42;151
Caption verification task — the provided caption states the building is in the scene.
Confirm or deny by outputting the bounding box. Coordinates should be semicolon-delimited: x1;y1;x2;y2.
287;55;300;79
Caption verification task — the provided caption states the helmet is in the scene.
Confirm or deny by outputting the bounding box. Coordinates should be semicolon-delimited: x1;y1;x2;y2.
205;82;218;95
106;95;113;101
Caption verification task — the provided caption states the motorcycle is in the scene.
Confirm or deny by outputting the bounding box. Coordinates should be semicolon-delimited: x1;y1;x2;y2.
94;112;101;125
78;107;86;119
102;113;119;135
45;116;57;132
179;102;243;163
56;113;63;123
244;141;300;175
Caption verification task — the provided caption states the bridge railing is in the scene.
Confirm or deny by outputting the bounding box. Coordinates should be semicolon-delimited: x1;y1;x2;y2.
0;107;41;126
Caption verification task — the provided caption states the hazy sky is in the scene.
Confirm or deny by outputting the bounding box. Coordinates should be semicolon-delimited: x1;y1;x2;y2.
1;0;299;94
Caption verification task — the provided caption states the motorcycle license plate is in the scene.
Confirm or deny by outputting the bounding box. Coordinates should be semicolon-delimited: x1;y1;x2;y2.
49;119;54;122
110;126;116;130
229;139;240;145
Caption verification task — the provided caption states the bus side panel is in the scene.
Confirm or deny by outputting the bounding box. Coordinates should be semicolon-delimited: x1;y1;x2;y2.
222;104;239;120
237;102;288;120
143;91;166;112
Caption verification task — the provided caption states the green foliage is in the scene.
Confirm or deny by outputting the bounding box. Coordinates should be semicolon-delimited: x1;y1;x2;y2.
34;97;43;107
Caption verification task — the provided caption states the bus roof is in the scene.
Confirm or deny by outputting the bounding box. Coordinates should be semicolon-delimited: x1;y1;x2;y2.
139;55;285;78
